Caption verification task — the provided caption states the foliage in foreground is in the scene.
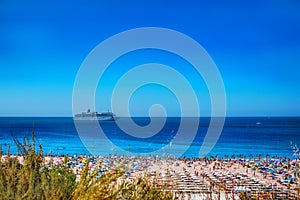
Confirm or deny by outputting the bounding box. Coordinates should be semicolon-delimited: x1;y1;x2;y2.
0;132;172;200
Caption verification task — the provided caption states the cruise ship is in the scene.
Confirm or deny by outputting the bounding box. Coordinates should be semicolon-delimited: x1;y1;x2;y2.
74;109;117;121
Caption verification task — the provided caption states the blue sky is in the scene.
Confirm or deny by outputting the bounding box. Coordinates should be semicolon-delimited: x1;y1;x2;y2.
0;0;300;116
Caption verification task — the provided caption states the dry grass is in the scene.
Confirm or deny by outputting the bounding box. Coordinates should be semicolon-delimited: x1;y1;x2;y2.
0;131;172;200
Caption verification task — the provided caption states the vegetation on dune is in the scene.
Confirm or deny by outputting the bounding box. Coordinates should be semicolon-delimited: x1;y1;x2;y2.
0;131;172;200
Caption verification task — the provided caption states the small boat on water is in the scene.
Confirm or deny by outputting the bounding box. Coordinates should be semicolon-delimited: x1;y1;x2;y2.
74;109;117;121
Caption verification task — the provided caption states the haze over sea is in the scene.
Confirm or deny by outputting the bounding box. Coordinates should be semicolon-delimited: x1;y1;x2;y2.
0;117;299;158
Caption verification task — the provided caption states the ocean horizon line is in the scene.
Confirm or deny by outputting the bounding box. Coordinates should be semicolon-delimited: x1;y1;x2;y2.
0;115;300;118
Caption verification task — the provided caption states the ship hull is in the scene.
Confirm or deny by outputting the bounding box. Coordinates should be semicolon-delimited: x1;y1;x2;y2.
74;117;116;121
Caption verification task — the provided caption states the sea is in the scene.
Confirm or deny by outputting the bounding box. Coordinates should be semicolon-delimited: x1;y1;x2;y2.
0;117;299;158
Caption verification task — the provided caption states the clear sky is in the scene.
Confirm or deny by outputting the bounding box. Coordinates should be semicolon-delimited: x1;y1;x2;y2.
1;0;300;116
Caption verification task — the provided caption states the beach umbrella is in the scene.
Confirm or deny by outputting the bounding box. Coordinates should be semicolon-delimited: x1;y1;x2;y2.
289;177;297;181
281;180;289;184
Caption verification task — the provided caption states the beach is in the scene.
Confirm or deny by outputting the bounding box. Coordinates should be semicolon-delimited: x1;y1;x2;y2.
3;154;299;199
147;157;300;199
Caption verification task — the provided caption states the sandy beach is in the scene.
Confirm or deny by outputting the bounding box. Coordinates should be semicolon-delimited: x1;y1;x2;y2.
146;157;300;199
3;154;299;199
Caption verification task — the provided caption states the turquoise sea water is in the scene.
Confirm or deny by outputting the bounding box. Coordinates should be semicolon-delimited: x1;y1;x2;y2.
0;117;299;158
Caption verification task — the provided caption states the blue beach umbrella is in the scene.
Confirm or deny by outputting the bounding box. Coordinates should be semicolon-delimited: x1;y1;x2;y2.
261;166;267;170
281;180;289;184
289;177;297;181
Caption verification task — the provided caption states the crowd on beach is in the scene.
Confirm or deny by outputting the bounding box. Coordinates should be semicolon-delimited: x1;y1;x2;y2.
5;153;300;199
34;154;300;199
148;156;300;199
